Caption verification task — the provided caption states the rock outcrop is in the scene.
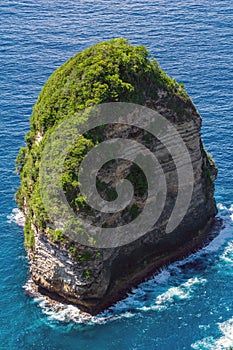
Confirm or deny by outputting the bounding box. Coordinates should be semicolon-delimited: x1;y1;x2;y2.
16;39;217;314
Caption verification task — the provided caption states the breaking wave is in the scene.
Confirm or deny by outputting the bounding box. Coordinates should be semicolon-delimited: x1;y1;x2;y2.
191;317;233;350
7;208;25;227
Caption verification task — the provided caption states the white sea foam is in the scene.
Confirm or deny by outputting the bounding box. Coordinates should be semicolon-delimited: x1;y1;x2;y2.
38;299;135;325
218;202;233;222
121;276;206;314
217;203;228;211
152;268;171;284
30;274;207;325
191;317;233;350
191;336;216;349
202;224;232;253
23;279;37;295
220;241;233;264
7;208;25;226
151;277;206;311
23;279;134;325
217;317;233;347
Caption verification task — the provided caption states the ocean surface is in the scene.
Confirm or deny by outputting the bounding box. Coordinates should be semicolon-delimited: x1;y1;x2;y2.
1;0;233;349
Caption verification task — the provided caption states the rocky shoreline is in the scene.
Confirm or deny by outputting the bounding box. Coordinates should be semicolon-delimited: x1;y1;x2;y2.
23;216;222;316
12;203;222;316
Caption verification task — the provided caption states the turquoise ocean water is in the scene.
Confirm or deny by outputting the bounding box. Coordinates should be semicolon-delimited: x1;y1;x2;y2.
1;1;233;349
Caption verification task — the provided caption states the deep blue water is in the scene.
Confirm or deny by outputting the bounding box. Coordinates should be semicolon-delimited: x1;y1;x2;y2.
1;1;233;349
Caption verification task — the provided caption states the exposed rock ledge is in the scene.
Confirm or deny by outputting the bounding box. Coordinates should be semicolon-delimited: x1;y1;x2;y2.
29;217;219;315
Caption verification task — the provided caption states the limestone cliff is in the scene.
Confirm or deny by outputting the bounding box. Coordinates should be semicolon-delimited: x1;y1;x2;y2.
16;39;217;314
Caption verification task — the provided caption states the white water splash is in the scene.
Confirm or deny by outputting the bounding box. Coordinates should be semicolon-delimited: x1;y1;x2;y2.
217;317;233;348
23;279;134;325
24;275;206;324
7;208;25;226
143;277;206;312
220;241;233;265
191;317;233;350
202;224;232;253
217;203;228;211
217;202;233;222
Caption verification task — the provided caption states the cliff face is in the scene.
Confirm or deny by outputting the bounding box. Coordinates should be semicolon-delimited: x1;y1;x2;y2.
16;39;217;314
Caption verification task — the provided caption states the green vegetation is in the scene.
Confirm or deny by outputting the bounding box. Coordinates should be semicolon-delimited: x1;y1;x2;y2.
121;202;141;223
203;163;212;179
28;38;187;136
15;38;189;250
24;220;35;249
126;163;148;197
82;269;92;279
69;245;93;261
202;158;215;200
47;229;65;243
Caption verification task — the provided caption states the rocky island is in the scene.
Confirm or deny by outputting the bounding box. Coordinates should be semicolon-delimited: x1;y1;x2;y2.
16;38;217;315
